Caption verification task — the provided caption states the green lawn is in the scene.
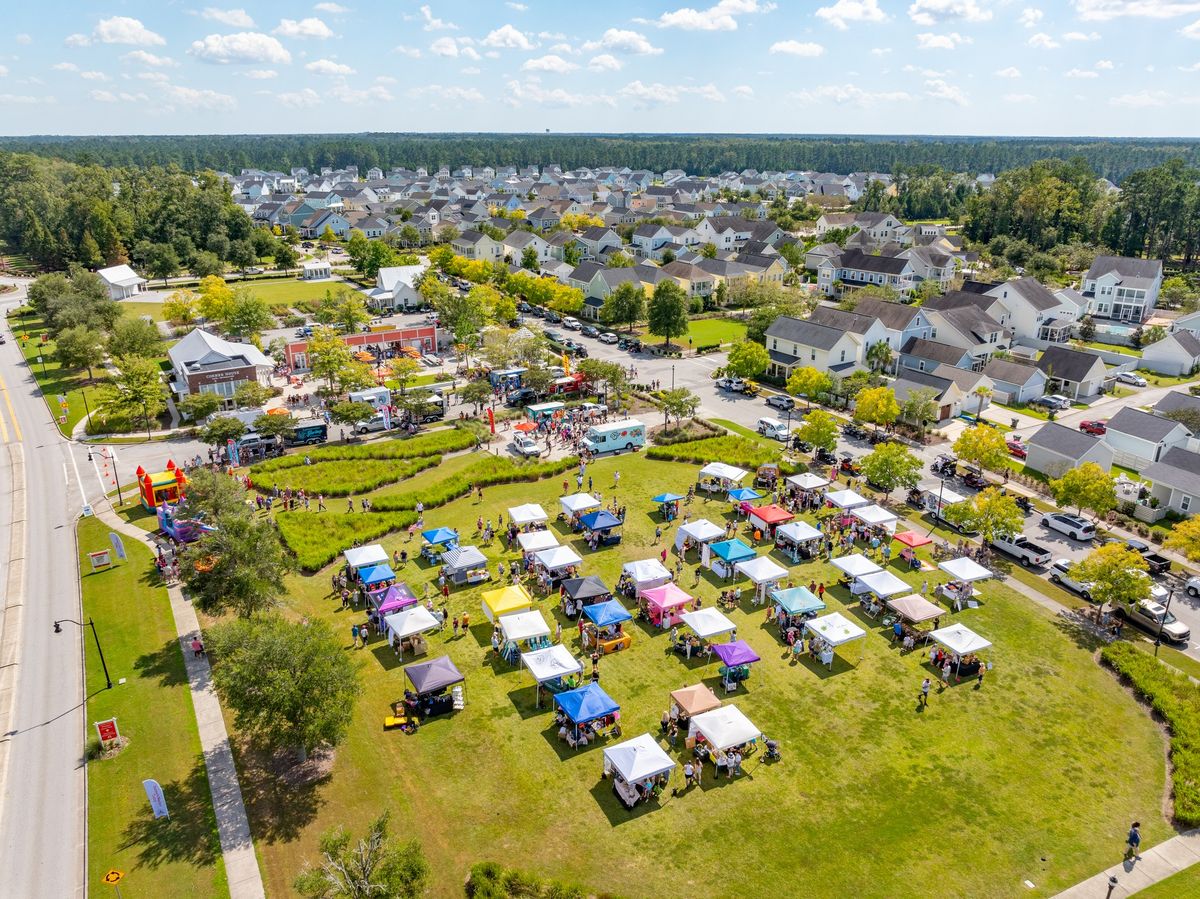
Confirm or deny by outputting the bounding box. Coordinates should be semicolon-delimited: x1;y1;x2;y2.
710;417;788;452
685;317;748;346
9;313;104;435
1075;340;1142;357
243;278;345;308
223;451;1170;898
1136;370;1200;389
78;516;227;898
119;301;168;323
1136;860;1200;896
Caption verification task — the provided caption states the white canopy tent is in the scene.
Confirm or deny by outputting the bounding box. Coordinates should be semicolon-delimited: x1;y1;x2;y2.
930;623;991;657
624;558;671;591
776;521;822;544
509;503;549;526
825;489;870;510
560;493;601;516
441;545;488;577
345;544;388;569
688;705;761;751
521;644;582;683
675;518;725;552
698;462;749;484
830;554;882;579
384;606;440;649
804;611;867;668
603;733;676;783
680;607;736;640
786;472;829;491
734;556;789;598
499;609;552;644
856;569;911;598
532;545;583;573
517;530;559;554
851;504;899;534
938;557;993;582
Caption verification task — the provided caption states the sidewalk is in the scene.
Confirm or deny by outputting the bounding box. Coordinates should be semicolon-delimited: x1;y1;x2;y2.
94;503;265;899
1053;830;1200;897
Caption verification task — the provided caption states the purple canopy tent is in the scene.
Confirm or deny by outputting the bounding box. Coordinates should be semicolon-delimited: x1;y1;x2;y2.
710;640;762;667
404;655;465;695
371;583;417;615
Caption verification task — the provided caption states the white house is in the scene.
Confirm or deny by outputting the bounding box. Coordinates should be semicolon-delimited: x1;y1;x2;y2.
984;277;1076;343
764;316;864;379
816;249;915;297
1144;447;1200;516
1141;330;1200;377
1025;422;1114;478
168;328;273;406
981;357;1047;405
97;264;147;300
1103;407;1192;469
370;260;431;312
451;229;504;261
1081;255;1163;323
302;259;332;281
1035;345;1108;399
502;230;552;266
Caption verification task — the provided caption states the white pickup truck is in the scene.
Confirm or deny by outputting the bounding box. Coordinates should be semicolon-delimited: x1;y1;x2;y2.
989;533;1053;567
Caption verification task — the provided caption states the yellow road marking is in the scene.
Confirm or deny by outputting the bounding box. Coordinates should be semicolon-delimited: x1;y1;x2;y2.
0;370;20;443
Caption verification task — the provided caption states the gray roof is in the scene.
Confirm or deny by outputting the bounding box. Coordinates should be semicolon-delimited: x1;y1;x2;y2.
1143;446;1200;495
1153;391;1200;417
931;363;990;391
990;277;1061;313
765;315;846;351
892;370;951;402
1086;254;1163;285
982;357;1044;386
1028;422;1103;459
900;336;969;365
1170;330;1200;357
926;305;1003;345
1036;345;1106;383
1106;407;1190;442
837;248;911;276
807;305;878;335
854;297;921;331
569;262;605;283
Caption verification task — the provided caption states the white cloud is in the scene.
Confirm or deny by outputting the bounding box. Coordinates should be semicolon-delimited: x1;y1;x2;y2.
278;87;322;107
925;78;968;104
244;68;278;79
123;50;177;67
521;54;578;73
328;82;394;104
733;84;754;97
160;82;237;110
646;0;776;31
908;0;992;25
189;32;292;65
1018;7;1043;26
588;53;623;70
1179;60;1200;69
481;24;535;49
870;46;893;54
1076;0;1200;20
1064;30;1101;39
395;45;422;58
506;79;610;107
411;83;485;102
1065;67;1099;77
52;62;78;71
64;34;91;48
1004;92;1036;102
617;80;726;105
315;3;350;12
790;82;912;104
93;16;166;46
306;58;354;75
582;28;664;55
916;31;970;48
0;66;7;77
376;75;397;84
430;36;459;56
770;39;825;56
1096;58;1114;68
419;5;458;30
1028;31;1060;47
1184;17;1200;35
1110;89;1170;106
90;89;117;102
995;65;1022;77
15;33;32;45
816;0;888;29
0;93;51;104
274;17;334;39
506;1;529;8
138;71;170;82
202;8;255;28
904;64;948;75
80;70;110;81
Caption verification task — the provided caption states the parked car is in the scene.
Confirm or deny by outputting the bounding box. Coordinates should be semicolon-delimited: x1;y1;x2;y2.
1104;536;1151;554
842;423;867;440
766;394;796;412
1042;512;1096;541
545;311;562;324
1006;440;1027;459
579;402;608;418
505;387;540;407
516;301;531;313
716;377;744;391
598;331;619;345
356;414;391;435
960;468;988;490
814;447;838;465
581;325;600;338
989;533;1053;567
511;435;542;457
1115;371;1148;387
1032;394;1072;410
1049;559;1093;600
1119;599;1190;643
562;317;581;331
1078;420;1108;435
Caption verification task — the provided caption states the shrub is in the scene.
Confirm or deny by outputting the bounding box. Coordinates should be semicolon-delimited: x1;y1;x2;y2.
650;419;723;445
466;861;588;899
647;435;779;469
1101;641;1200;826
251;455;440;497
371;456;577;512
694;343;721;354
277;510;417;571
251;428;475;473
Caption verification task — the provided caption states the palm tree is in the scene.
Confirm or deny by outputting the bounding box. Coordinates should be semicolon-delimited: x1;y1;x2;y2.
973;385;992;422
866;340;893;374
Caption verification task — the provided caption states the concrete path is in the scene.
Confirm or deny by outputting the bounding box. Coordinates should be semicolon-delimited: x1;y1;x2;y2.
95;503;265;899
1053;830;1200;897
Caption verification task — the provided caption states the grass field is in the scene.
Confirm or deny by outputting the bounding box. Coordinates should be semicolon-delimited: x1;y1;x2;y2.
119;300;168;322
1137;860;1200;896
219;450;1172;898
1137;370;1200;389
685;317;747;346
78;517;227;898
243;279;345;308
9;313;104;435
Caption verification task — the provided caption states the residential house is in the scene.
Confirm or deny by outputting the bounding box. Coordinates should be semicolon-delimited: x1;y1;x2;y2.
920;295;1009;369
853;297;934;354
816;249;916;296
763;316;863;379
168;328;273;407
890;368;977;423
370;261;431;312
814;212;856;236
502;230;552;266
1143;446;1200;516
1025;422;1115;478
803;242;841;272
931;364;995;416
1035;345;1108;399
1081;255;1163;323
96;264;147;300
1153;390;1200;419
985;277;1077;343
1103;408;1192;468
899;246;955;290
806;306;891;366
575;226;623;260
301;209;351;239
526;207;560;231
981;357;1047;405
451;229;504;261
659;260;715;298
1141;330;1200;377
899;337;974;373
567;262;606;295
545;231;577;262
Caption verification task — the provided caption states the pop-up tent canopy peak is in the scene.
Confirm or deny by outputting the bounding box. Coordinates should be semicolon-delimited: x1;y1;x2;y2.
481;584;534;621
624;558;670;585
727;487;763;502
404;655;464;695
582;599;633;629
641;583;693;610
805;611;867;647
676;519;724;545
533;545;583;571
385;606;440;641
930;622;992;656
851;504;899;532
771;586;826;616
521;644;582;684
580;509;622;531
830;554;882;579
508;503;549;525
652;492;686;503
709;539;756;564
373;583;417;615
857;568;911;598
699;462;749;483
886;594;944;623
499;609;551;643
345;544;388;569
938;557;993;582
734;556;788;585
711;640;761;667
360;564;396;586
560;493;601;515
671;683;721;717
688;705;760;751
680;607;736;639
893;530;933;548
786;472;829;491
555;682;619;723
517;531;559;553
422;527;459;546
825;489;870;510
603;733;675;783
442;545;487;572
776;521;822;544
561;575;610;600
748;504;793;526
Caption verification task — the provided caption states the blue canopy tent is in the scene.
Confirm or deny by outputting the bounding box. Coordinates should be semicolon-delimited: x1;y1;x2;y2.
555;683;619;728
652;492;685;522
728;487;763;503
580;509;623;546
709;539;756;564
582;599;632;629
360;564;396;587
420;527;459;563
771;585;826;617
652;492;685;504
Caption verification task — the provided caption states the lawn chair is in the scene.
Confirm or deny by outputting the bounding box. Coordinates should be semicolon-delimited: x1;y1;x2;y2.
722;674;739;694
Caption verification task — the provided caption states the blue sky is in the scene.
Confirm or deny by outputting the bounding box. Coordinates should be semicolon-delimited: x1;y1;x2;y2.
1;1;1198;137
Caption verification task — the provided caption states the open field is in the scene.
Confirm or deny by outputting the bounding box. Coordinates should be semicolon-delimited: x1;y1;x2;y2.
684;317;748;346
242;278;345;307
78;516;226;898
225;449;1172;898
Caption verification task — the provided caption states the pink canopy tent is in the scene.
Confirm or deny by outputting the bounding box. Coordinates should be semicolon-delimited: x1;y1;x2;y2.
640;583;694;628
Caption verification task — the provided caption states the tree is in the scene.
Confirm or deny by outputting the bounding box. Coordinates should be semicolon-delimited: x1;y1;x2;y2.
725;342;770;380
600;281;646;334
226;291;275;340
1077;315;1096;342
330;401;376;428
658;387;699;425
577;358;628;406
178;391;222;422
521;367;556;398
1071;543;1150;621
253;413;296;443
182;514;292;618
162;289;198;325
660;248;676;265
274;242;299;274
182;466;251;521
308;326;357;391
201;415;247;447
433;287;489;347
1049;462;1117;520
197;275;236;325
55;325;107;380
971;385;992;421
99;355;166;434
700;242;718;258
865;340;894;373
647;280;689;349
107;316;161;359
520;245;539;271
1143;324;1168;346
228;238;258;273
144;243;180;286
294;812;429;899
1165;408;1200;434
1165;517;1200;562
786;366;832;409
941;487;1024;543
206;615;360;763
859;442;922;498
388;357;422;394
854;386;900;433
899;387;940;437
191;250;225;279
953;423;1011;473
796;409;839;453
460;379;493;413
233;381;274;409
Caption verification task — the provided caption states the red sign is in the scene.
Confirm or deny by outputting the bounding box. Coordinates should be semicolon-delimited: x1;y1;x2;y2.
96;718;119;743
487;407;495;435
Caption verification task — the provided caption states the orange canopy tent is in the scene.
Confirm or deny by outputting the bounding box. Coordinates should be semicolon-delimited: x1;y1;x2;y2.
514;421;538;433
893;530;933;548
354;351;375;363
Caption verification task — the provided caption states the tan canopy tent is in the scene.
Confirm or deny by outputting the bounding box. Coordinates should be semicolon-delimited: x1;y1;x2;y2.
886;594;944;623
670;684;721;717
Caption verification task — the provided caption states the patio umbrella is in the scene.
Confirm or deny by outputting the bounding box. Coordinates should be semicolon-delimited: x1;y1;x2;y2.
400;345;422;358
893;530;933;548
354;350;375;362
728;487;763;502
514;421;538;432
652;492;686;503
265;407;291;416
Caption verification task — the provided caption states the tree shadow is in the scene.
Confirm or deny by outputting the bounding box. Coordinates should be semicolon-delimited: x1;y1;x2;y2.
133;638;191;689
235;740;329;845
118;753;222;869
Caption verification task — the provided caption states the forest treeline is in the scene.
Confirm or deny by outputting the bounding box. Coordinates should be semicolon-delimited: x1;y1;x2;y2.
1;133;1198;182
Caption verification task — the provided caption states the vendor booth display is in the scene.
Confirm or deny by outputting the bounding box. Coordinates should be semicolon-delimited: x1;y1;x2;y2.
704;538;756;580
830;553;882;585
555;683;621;749
561;575;612;617
937;557;992;610
734;556;789;601
928;622;991;678
894;529;934;570
825;489;870;510
498;609;553;663
671;684;721;721
603;734;676;809
579;509;623;547
652;492;686;522
370;583;418;616
886;594;944;649
728;487;763;504
621;559;671;597
385;605;441;657
521;644;583;706
527;401;565;421
747;504;794;539
675;519;724;555
532;545;583;585
696;462;749;495
359;564;397;589
581;600;633;654
676;608;736;660
560;493;601;520
395;655;464;722
420;527;459;563
775;521;823;561
482;584;535;622
711;640;761;693
772;585;825;618
509;503;549;527
640;583;694;628
786;472;829;493
804;612;867;668
441;545;489;585
687;705;761;773
854;568;912;617
345;544;388;570
851;504;899;535
517;530;559;555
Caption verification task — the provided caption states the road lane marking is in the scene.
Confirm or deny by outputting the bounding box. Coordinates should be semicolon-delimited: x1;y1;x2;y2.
0;370;19;443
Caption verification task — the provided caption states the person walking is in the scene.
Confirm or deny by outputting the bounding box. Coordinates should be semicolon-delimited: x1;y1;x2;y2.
1125;822;1142;861
351;623;360;648
653;526;662;545
941;660;952;687
919;677;931;706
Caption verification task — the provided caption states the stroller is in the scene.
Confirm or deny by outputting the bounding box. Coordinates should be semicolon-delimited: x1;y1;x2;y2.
763;737;781;762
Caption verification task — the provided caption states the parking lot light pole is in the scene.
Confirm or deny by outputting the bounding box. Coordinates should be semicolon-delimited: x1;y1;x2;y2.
1154;587;1175;657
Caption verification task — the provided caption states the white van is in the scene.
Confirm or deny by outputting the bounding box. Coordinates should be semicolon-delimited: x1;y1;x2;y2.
756;417;789;441
349;386;392;410
582;419;646;455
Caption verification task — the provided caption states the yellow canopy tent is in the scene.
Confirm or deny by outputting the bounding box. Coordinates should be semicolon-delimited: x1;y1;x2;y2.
481;584;534;622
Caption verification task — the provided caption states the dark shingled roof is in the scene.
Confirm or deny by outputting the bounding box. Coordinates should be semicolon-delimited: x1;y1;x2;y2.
837;248;912;276
1036;345;1106;383
765;316;846;351
807;305;878;335
1143;446;1200;496
854;297;922;331
1106;407;1190;442
901;336;970;366
1153;391;1200;417
1028;422;1104;459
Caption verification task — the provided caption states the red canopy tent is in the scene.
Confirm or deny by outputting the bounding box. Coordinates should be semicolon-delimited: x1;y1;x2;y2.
893;530;933;548
747;504;793;538
514;421;538;433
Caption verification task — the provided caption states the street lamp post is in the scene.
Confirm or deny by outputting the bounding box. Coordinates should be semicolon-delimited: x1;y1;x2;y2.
54;617;112;690
1154;587;1175;657
87;447;123;505
141;399;151;441
671;364;675;391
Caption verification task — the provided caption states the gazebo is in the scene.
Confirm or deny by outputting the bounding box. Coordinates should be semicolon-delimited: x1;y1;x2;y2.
775;520;823;561
509;503;549;528
370;583;418;616
622;558;671;596
734;556;789;600
420;527;459;563
481;584;534;622
937;556;993;609
517;530;559;555
825;488;870;510
603;734;676;809
804;612;867;667
652;492;686;522
385;605;441;657
521;644;583;706
441;545;489;585
675;518;724;554
560;493;601;519
705;538;756;579
886;594;945;636
747;504;794;538
532;545;583;583
640;583;694;628
851;503;899;535
688;705;761;754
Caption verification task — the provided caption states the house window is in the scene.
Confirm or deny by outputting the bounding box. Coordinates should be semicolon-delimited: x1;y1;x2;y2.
840;350;846;362
810;350;816;361
989;332;997;344
930;329;937;339
1183;495;1192;512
